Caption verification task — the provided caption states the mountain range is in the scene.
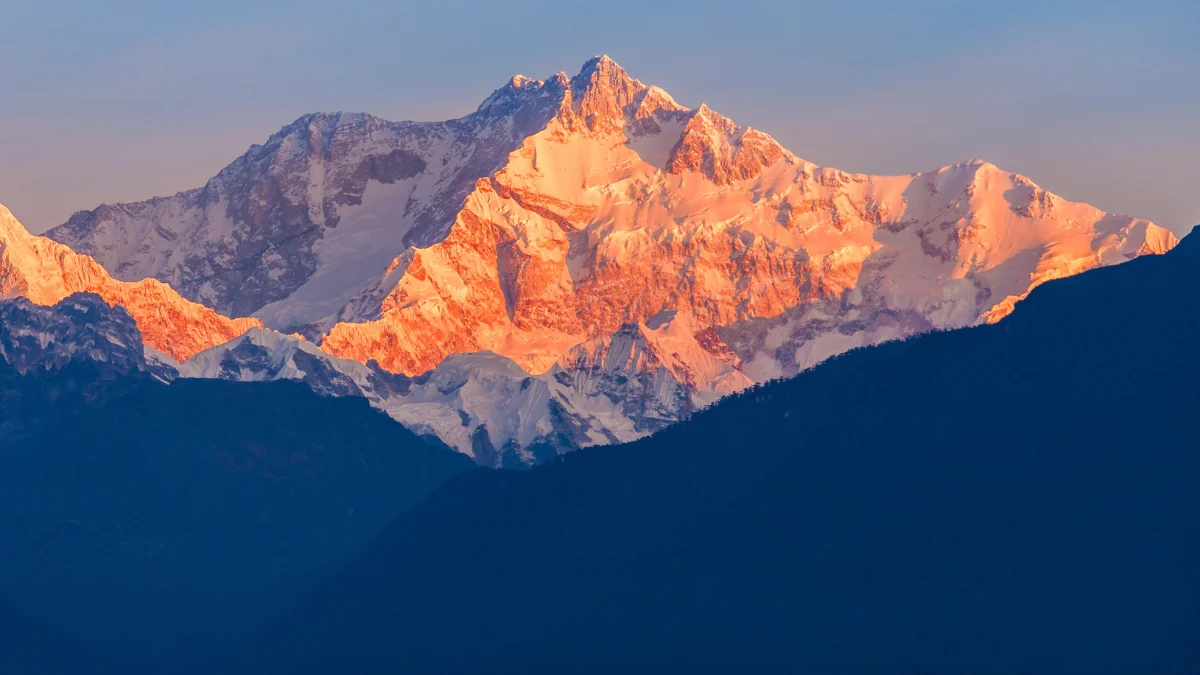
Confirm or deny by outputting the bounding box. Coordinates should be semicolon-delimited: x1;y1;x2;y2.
3;225;1196;673
1;55;1171;464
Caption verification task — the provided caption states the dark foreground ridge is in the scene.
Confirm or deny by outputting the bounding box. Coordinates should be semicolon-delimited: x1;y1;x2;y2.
0;301;475;648
236;228;1200;674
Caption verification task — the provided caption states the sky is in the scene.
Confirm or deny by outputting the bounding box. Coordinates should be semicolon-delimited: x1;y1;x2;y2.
1;0;1197;235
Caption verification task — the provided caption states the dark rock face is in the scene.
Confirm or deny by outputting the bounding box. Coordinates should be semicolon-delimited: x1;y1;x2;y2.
554;322;700;434
325;148;428;225
0;293;145;379
217;340;275;378
0;293;148;440
363;360;413;398
289;349;366;397
211;339;367;398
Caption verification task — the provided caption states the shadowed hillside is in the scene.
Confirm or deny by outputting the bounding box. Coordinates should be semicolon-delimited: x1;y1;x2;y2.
238;229;1200;674
0;329;475;644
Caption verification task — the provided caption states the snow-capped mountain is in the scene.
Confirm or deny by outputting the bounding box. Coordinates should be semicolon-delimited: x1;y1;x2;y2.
171;317;745;463
0;293;144;378
1;204;260;361
0;292;149;388
49;87;566;327
315;56;1177;381
0;292;155;440
553;309;753;429
43;56;1178;464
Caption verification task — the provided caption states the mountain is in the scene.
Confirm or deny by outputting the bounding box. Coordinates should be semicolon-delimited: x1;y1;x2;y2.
45;57;1177;462
48;89;565;322
170;328;594;463
169;309;751;462
237;230;1200;675
0;294;474;641
1;204;260;360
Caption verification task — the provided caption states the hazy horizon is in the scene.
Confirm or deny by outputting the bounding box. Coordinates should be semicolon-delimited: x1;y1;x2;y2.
2;0;1197;235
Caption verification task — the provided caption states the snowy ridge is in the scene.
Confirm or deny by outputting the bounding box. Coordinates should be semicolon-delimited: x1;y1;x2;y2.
49;86;568;328
1;205;260;360
555;310;753;426
174;327;661;462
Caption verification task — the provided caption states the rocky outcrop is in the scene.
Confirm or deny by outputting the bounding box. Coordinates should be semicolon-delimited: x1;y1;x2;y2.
554;310;753;432
0;292;151;439
0;292;146;380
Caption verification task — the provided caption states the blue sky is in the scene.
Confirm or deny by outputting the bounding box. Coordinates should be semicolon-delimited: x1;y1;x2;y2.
2;0;1197;234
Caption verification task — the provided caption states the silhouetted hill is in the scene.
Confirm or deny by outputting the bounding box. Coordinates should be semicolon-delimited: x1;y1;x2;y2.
0;371;475;644
242;230;1200;674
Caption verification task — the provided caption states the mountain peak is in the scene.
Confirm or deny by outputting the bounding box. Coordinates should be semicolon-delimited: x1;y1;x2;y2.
568;55;646;132
572;54;640;92
479;56;661;133
269;111;376;144
0;202;26;238
578;54;622;75
475;72;567;117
